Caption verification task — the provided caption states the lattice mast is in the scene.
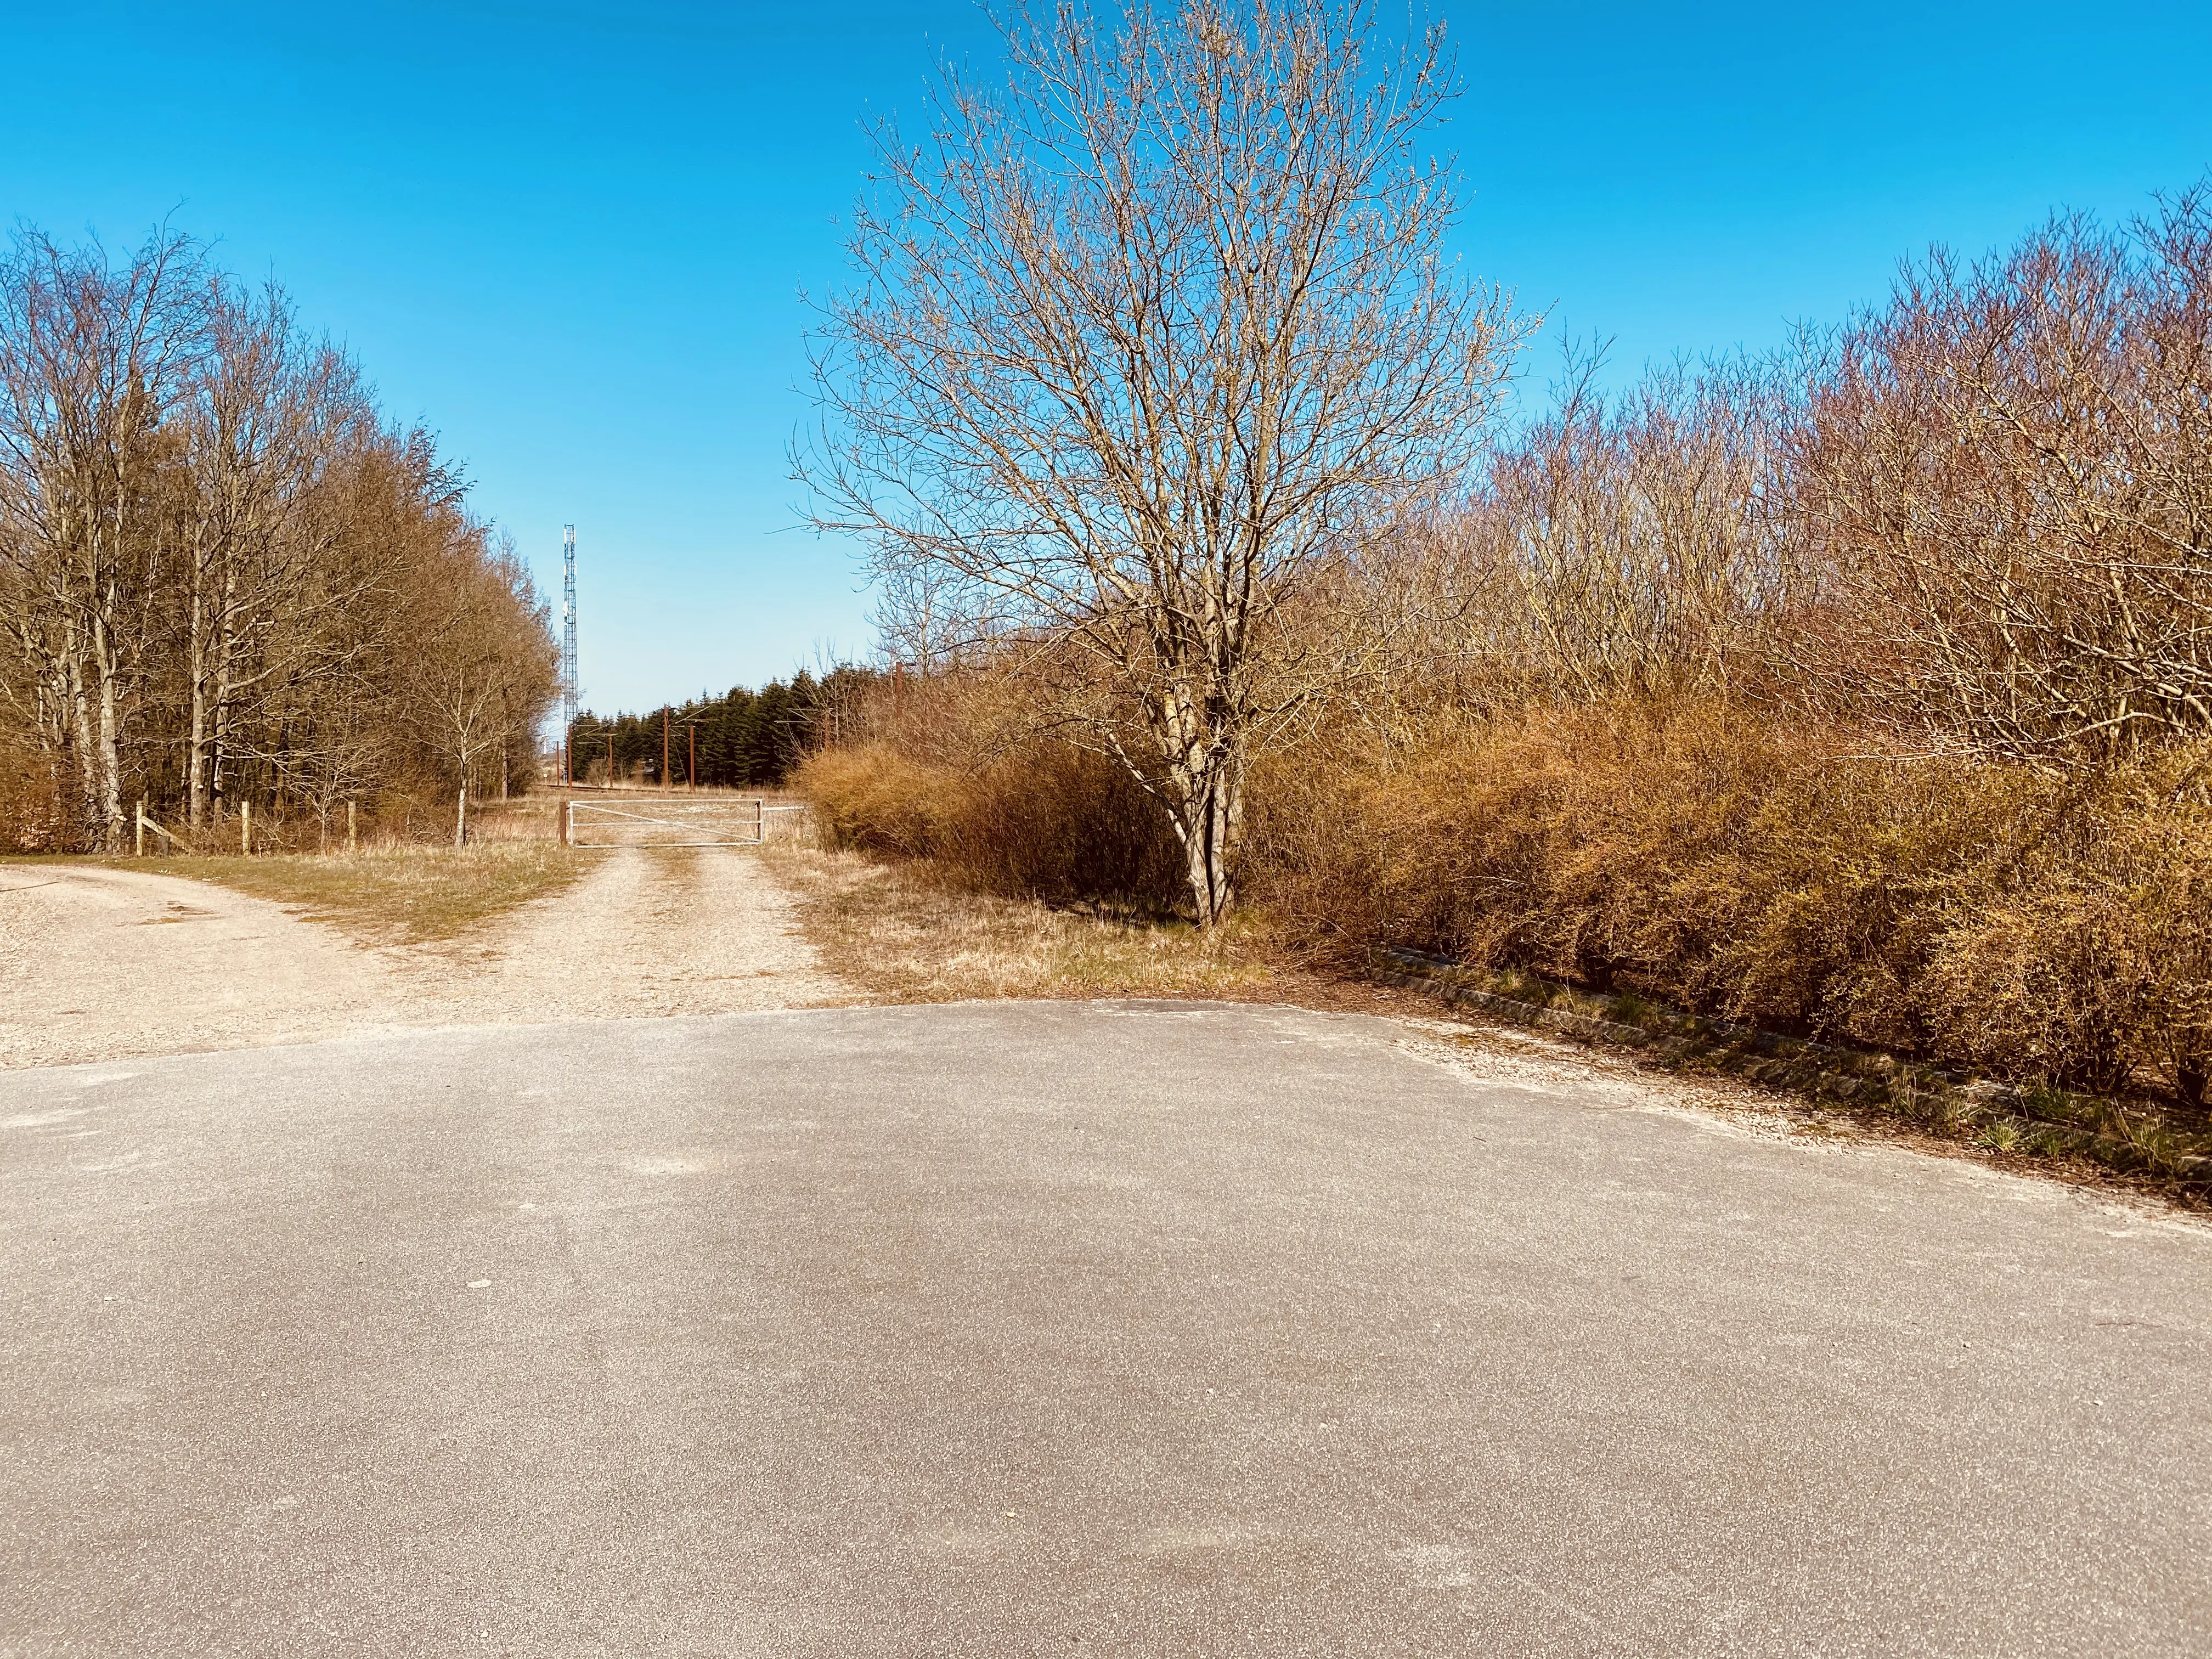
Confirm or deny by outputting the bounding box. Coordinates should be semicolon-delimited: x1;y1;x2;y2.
560;524;578;782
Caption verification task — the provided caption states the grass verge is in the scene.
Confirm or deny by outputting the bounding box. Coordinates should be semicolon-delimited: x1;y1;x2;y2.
97;842;586;945
761;843;1282;1003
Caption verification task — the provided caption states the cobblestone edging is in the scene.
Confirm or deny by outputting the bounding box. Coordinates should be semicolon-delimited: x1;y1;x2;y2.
1369;946;2209;1187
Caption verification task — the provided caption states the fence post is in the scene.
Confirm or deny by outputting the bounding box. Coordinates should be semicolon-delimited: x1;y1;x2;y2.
347;799;357;854
561;799;571;848
241;800;251;857
135;798;145;857
755;798;764;842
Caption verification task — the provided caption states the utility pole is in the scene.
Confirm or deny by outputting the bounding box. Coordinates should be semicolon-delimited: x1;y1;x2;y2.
560;526;578;785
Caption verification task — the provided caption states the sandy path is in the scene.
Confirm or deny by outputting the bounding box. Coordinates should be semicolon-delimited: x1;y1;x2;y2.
413;846;848;1022
0;848;852;1069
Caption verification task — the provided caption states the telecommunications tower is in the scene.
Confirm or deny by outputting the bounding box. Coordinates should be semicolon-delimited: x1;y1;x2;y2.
560;524;578;782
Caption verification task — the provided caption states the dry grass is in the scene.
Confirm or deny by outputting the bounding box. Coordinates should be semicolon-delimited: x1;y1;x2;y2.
1248;699;2212;1109
105;840;587;945
761;842;1275;1003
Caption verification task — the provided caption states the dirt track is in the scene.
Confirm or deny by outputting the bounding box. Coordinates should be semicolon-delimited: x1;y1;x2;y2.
0;848;851;1069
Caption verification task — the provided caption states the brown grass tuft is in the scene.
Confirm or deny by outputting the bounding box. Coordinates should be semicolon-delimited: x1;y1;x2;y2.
761;842;1269;1004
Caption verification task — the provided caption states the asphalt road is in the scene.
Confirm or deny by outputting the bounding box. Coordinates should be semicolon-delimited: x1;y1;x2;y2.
3;1002;2207;1657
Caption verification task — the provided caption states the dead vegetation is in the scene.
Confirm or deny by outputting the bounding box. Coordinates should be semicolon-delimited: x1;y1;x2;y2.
760;842;1275;1004
796;174;2212;1199
14;799;589;945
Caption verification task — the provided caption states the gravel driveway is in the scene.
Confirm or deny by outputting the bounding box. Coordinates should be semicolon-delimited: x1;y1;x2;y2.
0;849;849;1069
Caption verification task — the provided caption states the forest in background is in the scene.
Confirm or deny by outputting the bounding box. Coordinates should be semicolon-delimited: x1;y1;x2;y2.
0;227;557;853
564;666;874;790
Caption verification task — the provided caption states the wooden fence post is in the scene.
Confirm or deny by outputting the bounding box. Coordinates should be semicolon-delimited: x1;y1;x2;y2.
241;800;251;857
135;798;145;857
347;799;357;854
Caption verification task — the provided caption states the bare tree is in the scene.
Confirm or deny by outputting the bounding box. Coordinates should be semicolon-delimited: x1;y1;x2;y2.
802;0;1525;923
1793;189;2212;769
0;228;206;850
176;277;370;826
405;528;559;847
1421;349;1802;716
0;223;560;854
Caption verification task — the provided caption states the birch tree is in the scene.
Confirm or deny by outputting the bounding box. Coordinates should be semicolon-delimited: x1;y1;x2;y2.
802;0;1525;923
405;531;558;847
0;229;206;850
177;279;370;826
0;224;560;853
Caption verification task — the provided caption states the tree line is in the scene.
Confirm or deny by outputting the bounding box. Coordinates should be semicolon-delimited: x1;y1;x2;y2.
807;0;2212;923
1408;189;2212;770
565;667;874;789
0;227;557;853
799;0;2212;1117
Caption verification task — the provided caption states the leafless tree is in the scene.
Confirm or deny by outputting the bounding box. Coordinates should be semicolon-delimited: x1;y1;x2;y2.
176;277;371;826
0;223;560;854
802;0;1526;923
0;228;206;850
405;529;558;846
1793;189;2212;769
1430;349;1801;714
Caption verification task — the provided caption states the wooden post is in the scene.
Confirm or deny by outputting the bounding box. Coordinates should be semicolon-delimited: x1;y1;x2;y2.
662;707;670;794
347;799;357;854
607;733;614;790
688;725;696;791
755;797;764;842
135;797;145;857
241;800;251;856
560;799;571;847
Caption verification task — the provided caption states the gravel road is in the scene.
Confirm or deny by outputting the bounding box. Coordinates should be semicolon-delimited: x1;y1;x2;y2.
0;849;848;1069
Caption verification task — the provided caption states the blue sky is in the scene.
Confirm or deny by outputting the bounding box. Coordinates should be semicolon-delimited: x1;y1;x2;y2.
5;1;2209;713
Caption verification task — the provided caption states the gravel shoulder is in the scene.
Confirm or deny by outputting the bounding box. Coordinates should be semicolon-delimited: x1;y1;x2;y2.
0;848;853;1069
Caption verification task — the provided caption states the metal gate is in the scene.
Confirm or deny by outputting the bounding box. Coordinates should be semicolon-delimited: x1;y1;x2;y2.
564;798;806;848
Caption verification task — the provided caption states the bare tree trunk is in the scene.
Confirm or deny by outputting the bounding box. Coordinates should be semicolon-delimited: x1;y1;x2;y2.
1164;740;1243;926
92;606;123;851
211;591;234;821
187;533;210;826
65;638;97;841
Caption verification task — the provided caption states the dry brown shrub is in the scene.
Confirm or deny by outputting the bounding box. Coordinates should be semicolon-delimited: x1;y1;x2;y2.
1248;701;2212;1104
797;735;1184;913
801;676;2212;1105
1922;801;2212;1103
